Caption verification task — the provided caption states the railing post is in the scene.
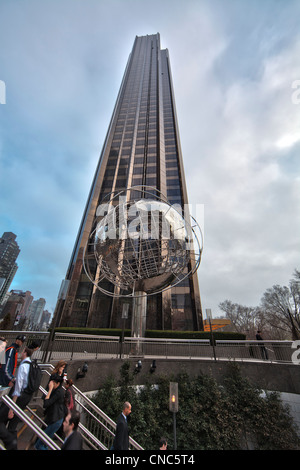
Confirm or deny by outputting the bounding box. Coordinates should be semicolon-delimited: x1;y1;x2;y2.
71;337;75;361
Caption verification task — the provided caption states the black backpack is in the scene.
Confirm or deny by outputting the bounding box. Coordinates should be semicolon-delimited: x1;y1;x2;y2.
23;359;42;394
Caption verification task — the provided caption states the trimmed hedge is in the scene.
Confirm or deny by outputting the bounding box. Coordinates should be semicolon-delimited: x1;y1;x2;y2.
54;326;245;341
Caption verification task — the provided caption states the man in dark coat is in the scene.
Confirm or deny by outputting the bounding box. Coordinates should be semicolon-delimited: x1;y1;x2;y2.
256;330;269;360
113;402;131;450
61;410;83;450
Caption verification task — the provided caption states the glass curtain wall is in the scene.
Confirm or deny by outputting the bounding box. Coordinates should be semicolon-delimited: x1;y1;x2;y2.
56;34;203;331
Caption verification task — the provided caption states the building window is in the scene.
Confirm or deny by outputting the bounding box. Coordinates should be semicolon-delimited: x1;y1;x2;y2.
171;294;192;309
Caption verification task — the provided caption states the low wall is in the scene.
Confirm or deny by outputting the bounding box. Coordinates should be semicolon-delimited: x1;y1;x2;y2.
62;358;300;395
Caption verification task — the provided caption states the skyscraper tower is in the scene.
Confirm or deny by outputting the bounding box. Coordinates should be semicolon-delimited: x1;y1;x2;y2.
56;34;203;331
0;232;20;308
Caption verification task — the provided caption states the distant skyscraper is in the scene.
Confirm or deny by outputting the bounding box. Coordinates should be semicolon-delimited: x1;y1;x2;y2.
19;290;34;321
40;309;52;330
56;33;203;331
28;298;46;330
0;232;20;308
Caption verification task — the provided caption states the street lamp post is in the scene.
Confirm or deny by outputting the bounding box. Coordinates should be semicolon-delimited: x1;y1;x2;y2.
169;382;178;450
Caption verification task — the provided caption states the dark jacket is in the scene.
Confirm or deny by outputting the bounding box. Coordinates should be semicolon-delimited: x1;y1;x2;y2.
113;413;129;450
43;386;66;424
0;343;19;386
61;430;83;450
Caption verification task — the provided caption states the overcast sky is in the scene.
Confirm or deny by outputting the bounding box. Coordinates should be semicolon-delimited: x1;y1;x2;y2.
0;0;299;319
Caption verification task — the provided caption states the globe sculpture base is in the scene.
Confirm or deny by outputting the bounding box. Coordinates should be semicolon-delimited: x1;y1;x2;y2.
130;291;147;356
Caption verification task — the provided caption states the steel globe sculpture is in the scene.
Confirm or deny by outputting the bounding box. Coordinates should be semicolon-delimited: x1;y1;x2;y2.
83;186;203;342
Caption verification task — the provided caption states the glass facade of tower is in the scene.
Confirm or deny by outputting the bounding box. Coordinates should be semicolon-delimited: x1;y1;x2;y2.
56;34;203;331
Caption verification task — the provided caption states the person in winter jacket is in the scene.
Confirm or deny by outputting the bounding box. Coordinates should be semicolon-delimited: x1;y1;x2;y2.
35;376;66;450
0;335;26;388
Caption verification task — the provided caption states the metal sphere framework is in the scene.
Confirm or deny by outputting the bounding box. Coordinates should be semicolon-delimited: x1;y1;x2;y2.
83;186;203;298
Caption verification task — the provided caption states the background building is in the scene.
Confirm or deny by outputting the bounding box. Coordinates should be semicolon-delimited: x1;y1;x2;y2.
39;309;52;331
56;33;203;332
0;290;25;329
0;232;20;310
9;290;34;327
27;298;46;330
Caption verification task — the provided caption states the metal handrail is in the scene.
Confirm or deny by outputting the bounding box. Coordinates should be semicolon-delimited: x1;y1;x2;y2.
25;395;107;451
0;366;108;451
47;333;296;363
1;395;60;450
41;367;143;450
72;382;143;450
38;384;107;450
0;330;297;364
25;404;64;445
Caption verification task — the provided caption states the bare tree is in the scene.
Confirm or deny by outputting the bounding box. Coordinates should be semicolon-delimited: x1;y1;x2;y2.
219;270;300;340
260;275;300;340
293;269;300;280
218;300;262;338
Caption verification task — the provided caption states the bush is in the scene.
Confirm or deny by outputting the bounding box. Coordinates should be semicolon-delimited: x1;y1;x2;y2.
92;362;300;450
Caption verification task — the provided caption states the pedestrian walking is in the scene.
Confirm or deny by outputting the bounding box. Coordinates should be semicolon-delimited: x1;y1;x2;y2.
0;346;34;449
61;410;83;450
0;335;26;388
35;376;66;450
64;379;75;413
112;402;132;450
0;336;7;365
159;437;168;450
256;330;269;360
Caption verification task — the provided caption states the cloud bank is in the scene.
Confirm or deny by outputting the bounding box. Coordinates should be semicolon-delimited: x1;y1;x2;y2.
0;0;299;317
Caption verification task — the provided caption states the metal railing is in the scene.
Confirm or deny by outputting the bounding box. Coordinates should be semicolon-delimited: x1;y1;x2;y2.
0;330;297;364
0;331;49;361
214;340;295;363
48;333;121;361
1;394;60;450
37;382;107;450
0;365;143;451
74;385;143;450
47;333;296;364
40;366;143;450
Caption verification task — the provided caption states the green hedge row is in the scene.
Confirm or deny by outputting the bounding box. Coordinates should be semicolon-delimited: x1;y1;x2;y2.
54;327;245;341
